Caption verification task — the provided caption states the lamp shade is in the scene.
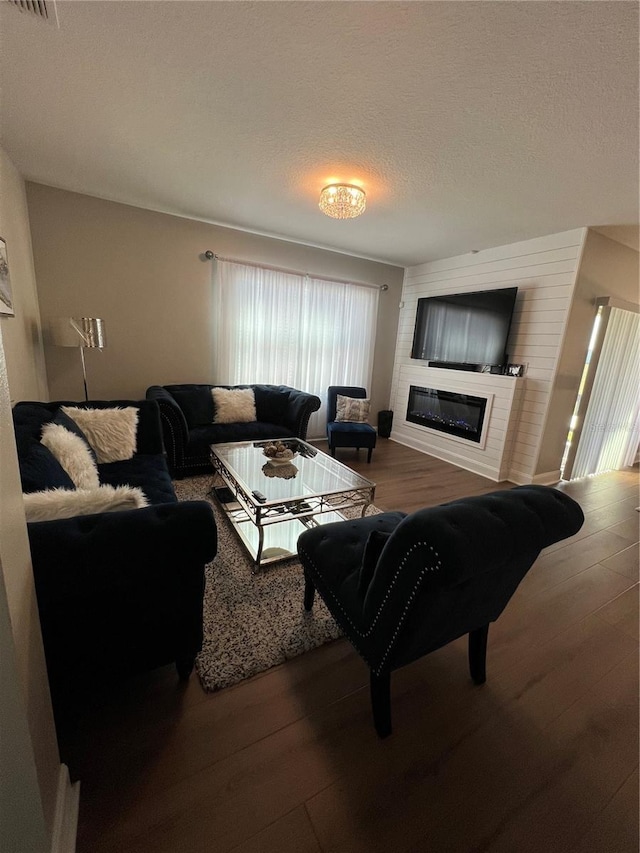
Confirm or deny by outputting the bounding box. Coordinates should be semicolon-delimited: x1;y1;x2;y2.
77;317;106;348
49;317;106;348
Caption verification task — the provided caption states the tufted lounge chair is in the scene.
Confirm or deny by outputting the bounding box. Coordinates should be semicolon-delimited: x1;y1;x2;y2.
298;485;584;737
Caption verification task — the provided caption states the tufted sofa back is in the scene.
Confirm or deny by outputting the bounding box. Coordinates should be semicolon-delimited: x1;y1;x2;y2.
13;399;163;456
162;383;295;429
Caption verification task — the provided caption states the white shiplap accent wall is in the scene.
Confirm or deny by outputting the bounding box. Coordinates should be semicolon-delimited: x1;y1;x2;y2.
397;365;524;481
390;228;587;483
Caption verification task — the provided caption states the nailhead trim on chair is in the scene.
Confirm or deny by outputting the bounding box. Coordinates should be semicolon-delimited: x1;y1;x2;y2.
374;565;430;675
299;540;441;671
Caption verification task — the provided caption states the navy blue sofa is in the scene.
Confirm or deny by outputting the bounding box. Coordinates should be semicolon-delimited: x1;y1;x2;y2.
13;399;217;708
146;383;321;477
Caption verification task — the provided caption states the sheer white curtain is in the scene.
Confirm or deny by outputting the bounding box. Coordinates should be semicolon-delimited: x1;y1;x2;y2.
572;306;640;479
213;260;379;437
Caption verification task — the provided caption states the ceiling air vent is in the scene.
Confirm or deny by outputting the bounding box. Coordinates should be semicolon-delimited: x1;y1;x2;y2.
7;0;58;25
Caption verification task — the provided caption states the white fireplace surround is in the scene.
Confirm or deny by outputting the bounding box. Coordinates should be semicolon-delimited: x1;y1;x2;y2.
391;365;524;481
406;384;494;450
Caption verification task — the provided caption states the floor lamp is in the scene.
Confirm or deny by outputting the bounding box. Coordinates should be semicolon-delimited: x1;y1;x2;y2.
50;317;107;401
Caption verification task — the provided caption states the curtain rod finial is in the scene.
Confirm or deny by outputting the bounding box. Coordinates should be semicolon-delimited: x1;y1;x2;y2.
204;250;215;260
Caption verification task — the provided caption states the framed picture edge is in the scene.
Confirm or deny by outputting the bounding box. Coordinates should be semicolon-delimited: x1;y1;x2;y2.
0;235;15;317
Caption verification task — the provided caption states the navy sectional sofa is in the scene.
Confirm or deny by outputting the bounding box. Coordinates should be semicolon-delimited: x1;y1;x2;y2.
13;398;217;710
146;383;321;477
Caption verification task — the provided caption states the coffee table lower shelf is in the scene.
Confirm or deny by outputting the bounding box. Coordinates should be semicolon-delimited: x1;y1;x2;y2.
216;497;346;571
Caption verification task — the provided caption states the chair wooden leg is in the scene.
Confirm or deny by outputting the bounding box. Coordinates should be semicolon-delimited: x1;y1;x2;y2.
303;576;316;611
370;670;392;738
469;624;489;684
367;447;373;463
176;654;195;681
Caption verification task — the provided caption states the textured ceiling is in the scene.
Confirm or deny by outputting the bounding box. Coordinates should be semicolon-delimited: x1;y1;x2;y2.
0;1;638;266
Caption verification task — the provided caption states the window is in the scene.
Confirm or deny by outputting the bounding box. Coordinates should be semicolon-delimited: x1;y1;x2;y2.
213;261;379;437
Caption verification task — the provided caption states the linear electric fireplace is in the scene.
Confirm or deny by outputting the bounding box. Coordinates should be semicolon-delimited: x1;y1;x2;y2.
406;386;488;443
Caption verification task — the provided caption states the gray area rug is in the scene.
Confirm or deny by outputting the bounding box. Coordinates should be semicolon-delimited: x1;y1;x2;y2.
174;474;377;692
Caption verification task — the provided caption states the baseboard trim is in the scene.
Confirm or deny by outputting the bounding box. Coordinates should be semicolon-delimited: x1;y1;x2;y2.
506;469;561;486
51;764;80;853
507;469;531;485
389;433;502;482
531;470;562;486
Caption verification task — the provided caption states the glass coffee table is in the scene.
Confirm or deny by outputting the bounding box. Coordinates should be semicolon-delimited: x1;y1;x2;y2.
210;438;376;571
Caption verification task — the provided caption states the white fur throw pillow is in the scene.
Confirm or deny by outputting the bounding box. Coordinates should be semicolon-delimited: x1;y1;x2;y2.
41;423;100;490
335;394;371;423
212;388;257;424
62;406;139;464
23;485;149;523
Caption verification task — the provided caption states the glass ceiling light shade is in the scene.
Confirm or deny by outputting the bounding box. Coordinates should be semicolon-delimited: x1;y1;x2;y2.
318;184;366;219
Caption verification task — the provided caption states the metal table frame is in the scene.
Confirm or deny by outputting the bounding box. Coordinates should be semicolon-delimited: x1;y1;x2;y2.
210;439;376;571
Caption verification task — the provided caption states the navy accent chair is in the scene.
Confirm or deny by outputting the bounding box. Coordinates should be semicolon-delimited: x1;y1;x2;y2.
327;386;377;463
298;485;584;738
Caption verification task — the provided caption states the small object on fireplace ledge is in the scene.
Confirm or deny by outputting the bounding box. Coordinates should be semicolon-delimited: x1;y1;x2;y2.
506;364;525;377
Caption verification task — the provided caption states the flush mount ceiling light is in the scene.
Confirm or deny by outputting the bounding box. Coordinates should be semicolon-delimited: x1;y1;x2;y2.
318;184;366;219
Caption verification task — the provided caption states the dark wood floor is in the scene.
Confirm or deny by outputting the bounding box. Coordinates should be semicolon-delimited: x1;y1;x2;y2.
65;440;639;853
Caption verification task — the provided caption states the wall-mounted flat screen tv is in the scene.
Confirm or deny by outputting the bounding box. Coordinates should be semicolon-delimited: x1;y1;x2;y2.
410;286;518;368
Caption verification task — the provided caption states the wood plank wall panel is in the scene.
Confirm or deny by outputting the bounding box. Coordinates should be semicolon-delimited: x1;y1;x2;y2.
390;229;586;483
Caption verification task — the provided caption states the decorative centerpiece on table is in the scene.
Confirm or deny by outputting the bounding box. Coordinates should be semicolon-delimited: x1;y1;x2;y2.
262;441;297;465
261;441;298;479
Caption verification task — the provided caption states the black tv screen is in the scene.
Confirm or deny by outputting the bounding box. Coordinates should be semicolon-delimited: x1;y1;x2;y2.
410;286;518;367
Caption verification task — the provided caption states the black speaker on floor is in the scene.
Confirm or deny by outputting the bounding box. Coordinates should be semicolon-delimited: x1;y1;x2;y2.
378;410;393;438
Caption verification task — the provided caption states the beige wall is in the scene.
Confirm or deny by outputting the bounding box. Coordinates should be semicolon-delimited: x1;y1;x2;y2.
0;148;48;401
0;549;50;853
0;149;60;848
26;184;404;426
536;229;640;475
0;325;58;852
